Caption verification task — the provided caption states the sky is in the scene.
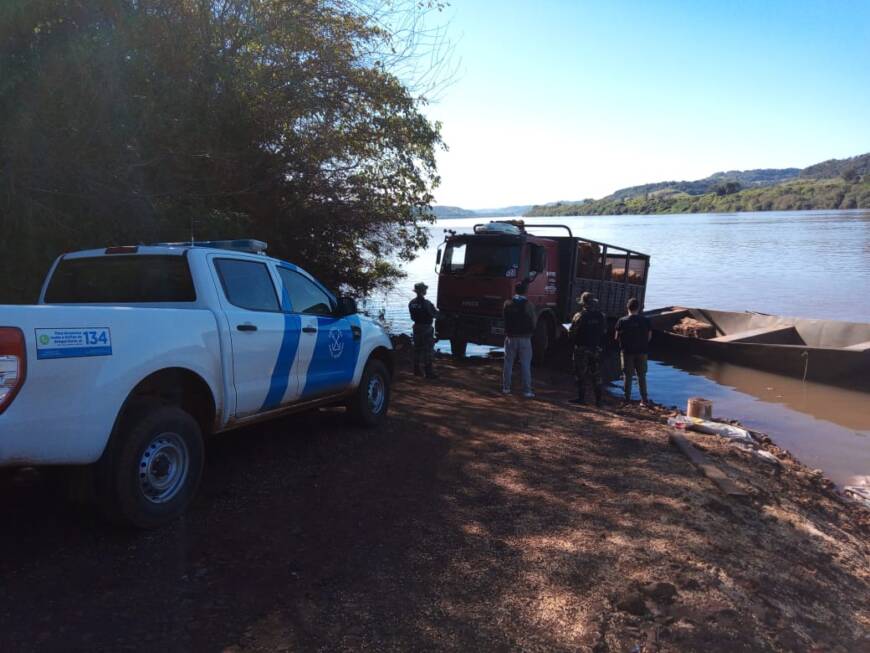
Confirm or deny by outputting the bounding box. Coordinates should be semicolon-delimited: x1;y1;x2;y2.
423;0;870;208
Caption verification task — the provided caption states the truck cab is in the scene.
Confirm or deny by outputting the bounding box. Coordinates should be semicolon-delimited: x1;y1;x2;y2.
434;221;650;362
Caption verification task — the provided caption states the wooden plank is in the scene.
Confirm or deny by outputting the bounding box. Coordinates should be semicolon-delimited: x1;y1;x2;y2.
669;432;748;497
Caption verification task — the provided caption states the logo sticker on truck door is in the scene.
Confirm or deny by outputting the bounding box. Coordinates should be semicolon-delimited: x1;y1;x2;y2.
34;328;112;359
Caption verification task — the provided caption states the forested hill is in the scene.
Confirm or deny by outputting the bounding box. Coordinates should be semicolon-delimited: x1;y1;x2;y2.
431;205;476;218
607;168;800;201
525;152;870;216
800;153;870;180
432;204;534;219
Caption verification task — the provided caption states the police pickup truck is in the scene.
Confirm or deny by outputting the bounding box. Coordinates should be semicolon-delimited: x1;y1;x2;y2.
0;240;394;528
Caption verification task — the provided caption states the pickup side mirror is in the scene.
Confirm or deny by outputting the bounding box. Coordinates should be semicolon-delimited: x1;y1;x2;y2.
336;296;358;316
436;248;442;265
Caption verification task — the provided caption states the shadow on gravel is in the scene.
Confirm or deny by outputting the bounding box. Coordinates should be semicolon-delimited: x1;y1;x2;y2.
0;357;867;652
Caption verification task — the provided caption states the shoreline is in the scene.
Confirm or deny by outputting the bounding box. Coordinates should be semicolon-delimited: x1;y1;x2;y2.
419;342;870;506
377;317;870;489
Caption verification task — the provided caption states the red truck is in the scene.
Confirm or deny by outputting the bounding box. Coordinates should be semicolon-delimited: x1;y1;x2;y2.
434;221;651;361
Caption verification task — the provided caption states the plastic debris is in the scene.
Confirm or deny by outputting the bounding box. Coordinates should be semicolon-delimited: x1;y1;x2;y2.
667;415;754;443
843;485;870;508
754;449;780;465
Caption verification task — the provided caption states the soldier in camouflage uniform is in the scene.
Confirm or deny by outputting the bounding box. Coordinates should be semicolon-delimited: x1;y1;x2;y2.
568;291;608;406
408;282;438;379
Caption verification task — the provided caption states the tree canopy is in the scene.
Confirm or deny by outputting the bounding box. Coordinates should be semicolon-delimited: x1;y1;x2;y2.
0;0;445;302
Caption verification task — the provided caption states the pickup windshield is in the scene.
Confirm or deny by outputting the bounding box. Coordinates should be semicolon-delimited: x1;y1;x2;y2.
44;255;196;303
442;241;521;277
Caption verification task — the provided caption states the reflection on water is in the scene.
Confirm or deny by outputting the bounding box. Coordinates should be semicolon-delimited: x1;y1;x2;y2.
647;352;870;487
655;351;870;431
370;210;870;487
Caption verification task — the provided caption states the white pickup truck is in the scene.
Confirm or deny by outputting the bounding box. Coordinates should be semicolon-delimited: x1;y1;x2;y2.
0;240;394;528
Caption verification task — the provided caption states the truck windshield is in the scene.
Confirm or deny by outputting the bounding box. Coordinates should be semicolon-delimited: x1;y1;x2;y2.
44;255;196;303
442;241;521;277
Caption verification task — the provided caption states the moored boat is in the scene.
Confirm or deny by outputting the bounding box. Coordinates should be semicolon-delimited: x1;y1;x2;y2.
646;307;870;391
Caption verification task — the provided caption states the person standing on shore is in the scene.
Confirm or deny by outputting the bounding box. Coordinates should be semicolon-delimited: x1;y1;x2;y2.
569;292;607;406
408;282;439;379
502;281;537;398
615;297;652;405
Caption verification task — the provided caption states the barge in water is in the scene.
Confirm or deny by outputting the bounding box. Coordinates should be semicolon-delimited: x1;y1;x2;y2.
647;307;870;391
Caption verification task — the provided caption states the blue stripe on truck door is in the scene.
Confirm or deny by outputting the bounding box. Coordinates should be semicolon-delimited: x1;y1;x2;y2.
261;291;301;411
301;315;361;398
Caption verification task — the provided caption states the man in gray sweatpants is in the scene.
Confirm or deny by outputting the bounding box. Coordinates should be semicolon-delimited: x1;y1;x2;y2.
502;282;537;398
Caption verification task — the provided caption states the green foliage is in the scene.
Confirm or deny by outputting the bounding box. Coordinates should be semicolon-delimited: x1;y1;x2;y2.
800;153;870;180
714;181;742;196
841;167;860;183
525;177;870;217
0;0;443;303
527;153;870;217
606;168;799;201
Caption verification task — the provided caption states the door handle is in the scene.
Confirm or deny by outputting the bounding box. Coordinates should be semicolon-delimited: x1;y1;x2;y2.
302;326;317;334
237;324;258;332
351;326;361;341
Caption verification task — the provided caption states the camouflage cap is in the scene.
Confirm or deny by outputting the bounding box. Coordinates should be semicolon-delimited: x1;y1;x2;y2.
579;291;595;305
414;282;428;292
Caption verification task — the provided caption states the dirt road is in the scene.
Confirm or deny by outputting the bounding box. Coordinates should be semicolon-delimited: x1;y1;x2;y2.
1;356;868;652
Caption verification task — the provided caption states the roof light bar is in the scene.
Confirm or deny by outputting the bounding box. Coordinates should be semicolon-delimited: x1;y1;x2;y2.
152;240;269;254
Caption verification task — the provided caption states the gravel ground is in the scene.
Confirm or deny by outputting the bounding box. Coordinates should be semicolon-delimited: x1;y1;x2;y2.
1;354;868;652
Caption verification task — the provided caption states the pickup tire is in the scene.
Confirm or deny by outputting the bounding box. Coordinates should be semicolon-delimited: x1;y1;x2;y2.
347;359;391;427
97;402;204;529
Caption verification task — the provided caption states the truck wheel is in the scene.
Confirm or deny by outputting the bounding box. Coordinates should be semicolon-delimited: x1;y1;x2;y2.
348;359;391;427
450;338;467;358
532;317;550;364
97;403;204;529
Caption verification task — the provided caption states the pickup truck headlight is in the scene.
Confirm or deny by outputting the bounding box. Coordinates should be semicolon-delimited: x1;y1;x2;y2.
0;328;26;415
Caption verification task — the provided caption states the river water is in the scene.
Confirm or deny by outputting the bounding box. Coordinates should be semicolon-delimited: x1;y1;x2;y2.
367;210;870;487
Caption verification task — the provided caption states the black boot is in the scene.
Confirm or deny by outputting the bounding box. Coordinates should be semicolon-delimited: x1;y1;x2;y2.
570;384;585;404
413;366;422;377
425;366;438;379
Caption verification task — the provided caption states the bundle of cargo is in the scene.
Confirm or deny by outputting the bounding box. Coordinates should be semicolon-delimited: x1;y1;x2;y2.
611;268;643;283
672;316;717;339
576;242;602;278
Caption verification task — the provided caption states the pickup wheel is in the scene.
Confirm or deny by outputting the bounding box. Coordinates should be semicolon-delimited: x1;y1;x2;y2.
347;359;391;427
97;403;204;529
